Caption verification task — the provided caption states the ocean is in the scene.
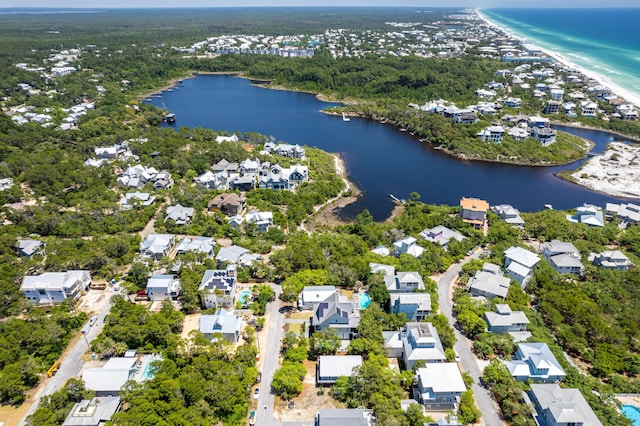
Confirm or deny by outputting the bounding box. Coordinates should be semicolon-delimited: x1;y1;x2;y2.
481;8;640;97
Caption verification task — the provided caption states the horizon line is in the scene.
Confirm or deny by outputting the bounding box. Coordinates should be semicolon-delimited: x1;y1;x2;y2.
2;5;640;9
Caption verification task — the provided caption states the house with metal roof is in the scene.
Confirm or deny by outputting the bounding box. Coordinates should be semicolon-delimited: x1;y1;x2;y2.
503;246;540;288
175;236;215;257
566;204;605;227
414;363;466;411
199;309;242;343
492;204;525;227
317;355;362;385
468;270;511;300
310;291;359;340
505;343;566;383
542;240;584;275
393;236;425;258
17;238;45;257
384;272;425;293
485;304;531;341
420;225;465;248
146;274;180;301
140;233;175;260
165;204;195;225
298;286;336;311
390;293;432;322
316;408;374;426
401;322;446;369
527;384;602;426
21;270;91;305
589;250;633;271
62;397;121;426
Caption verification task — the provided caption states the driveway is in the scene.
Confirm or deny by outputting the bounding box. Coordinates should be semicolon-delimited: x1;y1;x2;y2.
437;250;505;426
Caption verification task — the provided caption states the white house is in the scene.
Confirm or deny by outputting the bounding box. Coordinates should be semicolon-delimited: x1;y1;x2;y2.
384;272;425;293
199;309;242;343
317;355;362;385
401;322;446;369
492;204;525;227
485;304;530;341
505;343;566;383
146;274;180;301
414;363;466;411
528;384;603;426
245;210;274;232
298;286;336;311
21;271;91;305
566;204;604;227
165;204;195;225
198;265;237;309
393;237;425;258
140;234;175;260
390;293;432;322
419;226;465;248
542;240;584;275
503;246;540;288
468;270;511;300
589;250;633;271
477;125;505;142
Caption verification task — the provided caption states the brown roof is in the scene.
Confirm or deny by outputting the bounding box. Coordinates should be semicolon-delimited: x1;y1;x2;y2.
208;193;244;209
460;197;489;212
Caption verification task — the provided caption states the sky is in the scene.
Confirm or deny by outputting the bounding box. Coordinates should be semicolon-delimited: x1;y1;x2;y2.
3;0;640;8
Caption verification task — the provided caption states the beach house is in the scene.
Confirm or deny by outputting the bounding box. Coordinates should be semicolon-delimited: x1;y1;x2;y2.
460;197;489;229
527;384;603;426
503;246;540;288
198;265;237;309
21;270;91;305
414;363;466;411
542;240;584;275
505;343;566;383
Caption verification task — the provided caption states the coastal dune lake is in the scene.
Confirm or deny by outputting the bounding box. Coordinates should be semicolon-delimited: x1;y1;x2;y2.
147;74;630;220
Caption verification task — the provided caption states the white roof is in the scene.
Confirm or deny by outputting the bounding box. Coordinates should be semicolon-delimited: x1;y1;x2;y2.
417;363;466;394
504;246;540;268
318;355;362;378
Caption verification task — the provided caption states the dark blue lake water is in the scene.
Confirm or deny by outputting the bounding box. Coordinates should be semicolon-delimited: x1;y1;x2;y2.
146;74;633;220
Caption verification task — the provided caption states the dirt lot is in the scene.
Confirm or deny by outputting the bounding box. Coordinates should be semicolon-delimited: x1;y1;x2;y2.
274;360;345;422
180;313;202;340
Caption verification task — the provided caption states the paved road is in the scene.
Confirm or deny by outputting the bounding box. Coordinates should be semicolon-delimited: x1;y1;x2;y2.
18;295;115;425
437;250;505;426
257;285;285;426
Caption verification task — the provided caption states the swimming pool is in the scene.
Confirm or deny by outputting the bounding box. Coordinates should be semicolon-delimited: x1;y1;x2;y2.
239;290;252;306
141;362;157;380
359;293;371;309
622;405;640;426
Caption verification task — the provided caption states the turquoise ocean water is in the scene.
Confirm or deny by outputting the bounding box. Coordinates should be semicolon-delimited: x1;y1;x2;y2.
481;8;640;97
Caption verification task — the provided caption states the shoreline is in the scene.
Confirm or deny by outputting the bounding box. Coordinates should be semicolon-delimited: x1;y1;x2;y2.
476;10;640;109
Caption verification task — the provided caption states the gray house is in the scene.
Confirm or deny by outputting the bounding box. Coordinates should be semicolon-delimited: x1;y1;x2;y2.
316;409;374;426
485;304;530;340
414;363;466;411
62;397;121;426
468;271;511;300
199;309;242;343
310;291;360;340
17;238;45;257
505;343;566;383
165;204;195;225
146;274;180;301
527;384;602;426
503;246;540;288
589;250;633;271
390;293;431;321
402;322;447;369
542;240;584;275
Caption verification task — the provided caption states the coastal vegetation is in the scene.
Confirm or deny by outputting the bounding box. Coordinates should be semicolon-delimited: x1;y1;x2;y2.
0;8;639;426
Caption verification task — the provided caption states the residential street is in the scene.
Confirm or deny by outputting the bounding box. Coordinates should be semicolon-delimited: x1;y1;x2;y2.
18;293;115;426
437;250;505;426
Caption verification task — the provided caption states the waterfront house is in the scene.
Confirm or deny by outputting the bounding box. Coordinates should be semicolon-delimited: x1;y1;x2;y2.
606;202;640;227
485;304;530;340
62;396;121;426
272;143;306;159
17;238;45;257
316;409;374;426
390;292;432;322
21;270;91;305
140;233;175;260
402;322;446;369
208;193;246;216
492;204;525;227
506;343;566;383
527;384;603;426
581;101;598;116
468;270;511;300
477;125;505;142
453;111;478;124
289;163;309;186
239;158;260;175
508;126;530;142
528;115;550;128
258;164;291;190
384;271;425;293
198;265;237;309
589;250;633;271
414;363;466;411
245;209;274;232
298;286;336;311
310;291;359;340
146;274;180;301
317;355;362;385
460;197;489;229
419;225;465;248
543;100;561;114
120;192;155;210
530;126;557;146
503;246;540;288
165;204;195;225
542;240;584;275
175;236;215;257
199;309;242;343
566;204;605;227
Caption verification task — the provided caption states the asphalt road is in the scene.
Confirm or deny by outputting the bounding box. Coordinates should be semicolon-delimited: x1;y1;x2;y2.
18;294;115;426
437;250;505;426
257;285;285;426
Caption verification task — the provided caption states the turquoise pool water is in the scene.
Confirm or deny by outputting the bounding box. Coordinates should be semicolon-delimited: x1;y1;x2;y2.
622;405;640;426
239;290;252;306
142;362;156;380
359;293;371;309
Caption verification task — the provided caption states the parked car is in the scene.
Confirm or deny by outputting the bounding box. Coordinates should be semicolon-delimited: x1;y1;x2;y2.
256;372;262;384
88;315;98;327
455;351;461;362
253;387;260;399
249;410;256;425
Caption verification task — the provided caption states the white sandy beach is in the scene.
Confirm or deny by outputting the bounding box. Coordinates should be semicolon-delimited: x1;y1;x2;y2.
477;11;640;108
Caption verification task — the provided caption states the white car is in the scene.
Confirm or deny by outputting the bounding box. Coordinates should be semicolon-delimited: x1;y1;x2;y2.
454;351;461;362
253;387;260;399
